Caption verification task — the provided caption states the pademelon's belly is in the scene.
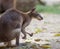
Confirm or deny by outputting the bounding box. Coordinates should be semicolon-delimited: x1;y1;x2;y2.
0;32;16;42
0;28;20;42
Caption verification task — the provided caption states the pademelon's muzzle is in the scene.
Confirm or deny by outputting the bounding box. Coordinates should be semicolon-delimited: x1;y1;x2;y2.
40;16;43;20
37;15;43;20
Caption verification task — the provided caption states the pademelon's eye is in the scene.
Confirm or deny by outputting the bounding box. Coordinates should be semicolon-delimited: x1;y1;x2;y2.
33;13;39;17
33;11;39;16
34;13;39;16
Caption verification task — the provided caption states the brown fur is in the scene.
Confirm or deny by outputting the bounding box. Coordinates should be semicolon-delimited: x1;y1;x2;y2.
0;0;34;40
0;8;43;46
0;8;23;46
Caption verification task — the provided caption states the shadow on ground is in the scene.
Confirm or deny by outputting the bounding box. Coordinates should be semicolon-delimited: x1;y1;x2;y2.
0;42;51;49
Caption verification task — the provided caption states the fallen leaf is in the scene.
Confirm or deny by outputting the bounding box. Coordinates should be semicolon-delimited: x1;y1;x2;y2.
41;45;51;48
54;33;60;37
34;39;41;42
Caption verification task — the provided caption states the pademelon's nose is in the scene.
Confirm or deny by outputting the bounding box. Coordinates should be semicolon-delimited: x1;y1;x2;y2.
39;14;43;20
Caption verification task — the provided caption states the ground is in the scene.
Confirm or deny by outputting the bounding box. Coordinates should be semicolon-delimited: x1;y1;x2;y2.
0;13;60;49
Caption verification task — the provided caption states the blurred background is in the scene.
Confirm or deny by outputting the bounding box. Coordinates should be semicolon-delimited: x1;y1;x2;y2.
19;0;60;49
16;0;60;13
0;0;60;49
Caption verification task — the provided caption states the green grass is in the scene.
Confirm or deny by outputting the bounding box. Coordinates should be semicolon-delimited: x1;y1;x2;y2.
35;5;60;14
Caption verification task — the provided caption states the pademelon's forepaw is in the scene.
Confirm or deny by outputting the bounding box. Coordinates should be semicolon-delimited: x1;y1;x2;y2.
29;33;33;37
22;36;26;39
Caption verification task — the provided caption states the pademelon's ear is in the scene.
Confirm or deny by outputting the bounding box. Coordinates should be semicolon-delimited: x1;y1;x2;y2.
30;8;36;13
27;8;36;14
